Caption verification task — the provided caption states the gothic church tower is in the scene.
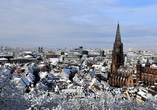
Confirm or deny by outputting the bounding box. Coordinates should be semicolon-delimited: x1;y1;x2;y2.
111;23;124;74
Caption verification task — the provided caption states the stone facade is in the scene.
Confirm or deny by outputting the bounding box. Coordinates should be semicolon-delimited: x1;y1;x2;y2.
109;23;134;88
109;66;134;87
137;62;157;87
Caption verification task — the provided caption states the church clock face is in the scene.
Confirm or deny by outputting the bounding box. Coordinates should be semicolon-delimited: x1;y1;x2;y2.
116;48;119;52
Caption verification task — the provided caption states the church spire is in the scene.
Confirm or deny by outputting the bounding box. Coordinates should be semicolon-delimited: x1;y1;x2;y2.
111;23;124;74
114;23;121;45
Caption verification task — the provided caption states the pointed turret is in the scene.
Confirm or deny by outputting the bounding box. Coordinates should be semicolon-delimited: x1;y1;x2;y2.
145;59;150;67
38;47;41;53
41;47;43;53
114;23;121;45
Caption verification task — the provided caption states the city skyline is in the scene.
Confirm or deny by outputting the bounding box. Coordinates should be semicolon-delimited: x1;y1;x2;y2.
0;0;157;50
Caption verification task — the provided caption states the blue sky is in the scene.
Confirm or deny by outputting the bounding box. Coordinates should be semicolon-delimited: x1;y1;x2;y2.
0;0;157;50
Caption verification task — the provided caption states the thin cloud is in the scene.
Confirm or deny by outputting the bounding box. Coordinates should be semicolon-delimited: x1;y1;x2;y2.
0;0;157;49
